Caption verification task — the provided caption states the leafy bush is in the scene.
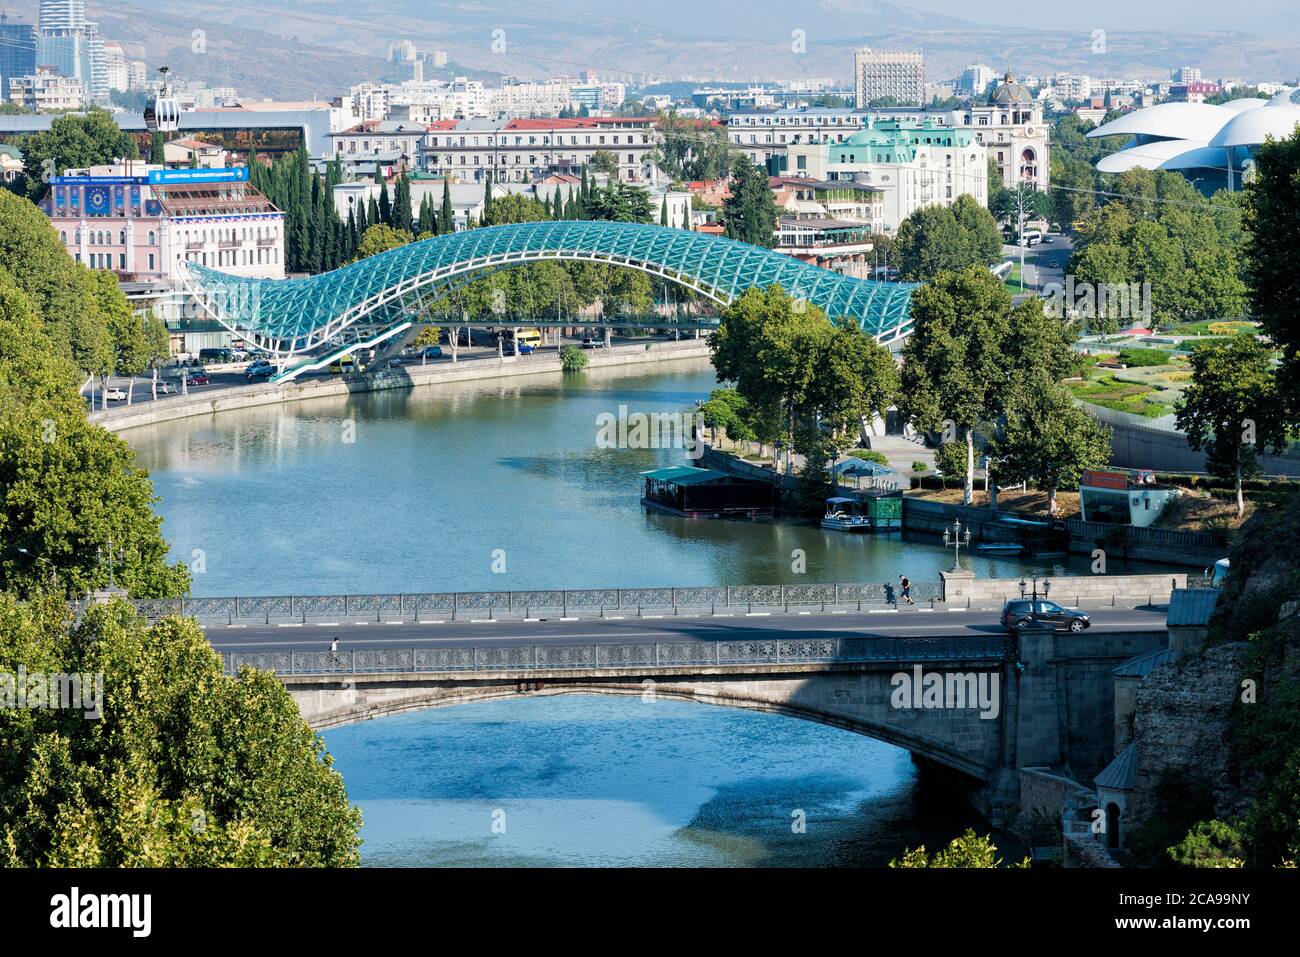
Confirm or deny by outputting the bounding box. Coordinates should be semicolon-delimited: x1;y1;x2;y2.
559;344;588;372
1117;347;1173;367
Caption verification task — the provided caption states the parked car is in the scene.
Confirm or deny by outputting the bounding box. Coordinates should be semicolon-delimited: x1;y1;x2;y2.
1000;599;1090;634
104;387;127;401
185;373;211;386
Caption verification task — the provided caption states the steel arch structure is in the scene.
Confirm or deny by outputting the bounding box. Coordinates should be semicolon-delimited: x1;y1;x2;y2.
181;220;918;357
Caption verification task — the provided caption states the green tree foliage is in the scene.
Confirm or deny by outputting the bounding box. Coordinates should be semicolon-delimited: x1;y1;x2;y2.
1176;334;1286;516
0;597;360;865
482;192;547;227
249;150;350;273
19;109;138;199
995;384;1111;515
586;182;654;223
559;344;588;371
653;111;733;181
721;156;777;247
590;150;619;177
711;286;897;472
890;829;1029;867
1244;127;1300;411
894;196;1004;280
898;268;1013;503
354;224;411;261
1069;168;1247;329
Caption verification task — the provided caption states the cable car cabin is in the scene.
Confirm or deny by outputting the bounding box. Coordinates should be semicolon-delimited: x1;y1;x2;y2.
640;466;774;520
144;93;180;134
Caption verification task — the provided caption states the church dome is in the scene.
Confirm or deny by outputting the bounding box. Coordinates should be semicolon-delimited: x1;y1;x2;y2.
990;72;1032;106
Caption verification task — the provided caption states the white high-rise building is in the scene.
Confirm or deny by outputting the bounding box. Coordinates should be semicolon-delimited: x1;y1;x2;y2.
39;0;85;32
127;60;148;90
854;48;924;107
102;41;127;92
958;64;996;96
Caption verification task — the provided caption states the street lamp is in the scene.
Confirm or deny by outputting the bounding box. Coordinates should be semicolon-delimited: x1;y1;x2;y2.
1018;575;1051;602
943;519;971;571
16;547;57;589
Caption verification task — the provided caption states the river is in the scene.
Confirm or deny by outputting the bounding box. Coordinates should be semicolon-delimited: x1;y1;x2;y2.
124;357;1154;866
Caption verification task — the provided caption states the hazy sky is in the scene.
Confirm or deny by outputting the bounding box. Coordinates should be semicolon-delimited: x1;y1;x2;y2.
906;0;1300;38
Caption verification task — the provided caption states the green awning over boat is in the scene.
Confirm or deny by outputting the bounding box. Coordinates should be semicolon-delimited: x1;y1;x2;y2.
640;466;733;486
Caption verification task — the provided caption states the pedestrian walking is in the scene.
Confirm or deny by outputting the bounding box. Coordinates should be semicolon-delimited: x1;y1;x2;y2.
898;574;914;605
328;636;341;667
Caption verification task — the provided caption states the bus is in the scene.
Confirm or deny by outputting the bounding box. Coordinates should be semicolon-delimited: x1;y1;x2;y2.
328;355;356;374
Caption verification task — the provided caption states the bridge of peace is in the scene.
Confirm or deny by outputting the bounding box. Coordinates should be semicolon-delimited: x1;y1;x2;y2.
181;220;919;380
134;572;1194;820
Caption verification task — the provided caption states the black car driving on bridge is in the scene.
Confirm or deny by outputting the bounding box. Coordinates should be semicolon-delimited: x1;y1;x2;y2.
1001;599;1090;634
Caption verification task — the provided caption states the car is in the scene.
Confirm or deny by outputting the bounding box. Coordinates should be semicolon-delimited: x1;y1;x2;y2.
517;342;536;355
421;345;443;359
156;381;177;395
186;373;211;386
247;366;275;383
580;337;604;349
385;358;403;370
1001;598;1090;634
104;387;127;401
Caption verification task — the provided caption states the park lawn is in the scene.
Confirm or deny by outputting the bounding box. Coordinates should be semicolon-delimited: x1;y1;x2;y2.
1068;374;1175;417
1001;262;1025;295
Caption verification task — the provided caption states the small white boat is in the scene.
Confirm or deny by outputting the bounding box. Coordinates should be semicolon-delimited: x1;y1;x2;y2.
821;497;871;532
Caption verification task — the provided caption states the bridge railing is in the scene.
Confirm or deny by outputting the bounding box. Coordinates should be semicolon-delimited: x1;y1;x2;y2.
222;634;1012;677
127;581;947;624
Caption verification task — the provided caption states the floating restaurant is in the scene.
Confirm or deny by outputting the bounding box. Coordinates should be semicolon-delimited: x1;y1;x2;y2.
640;466;775;520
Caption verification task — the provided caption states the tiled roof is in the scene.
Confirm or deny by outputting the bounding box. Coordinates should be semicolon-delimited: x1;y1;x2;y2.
1167;588;1220;627
1094;743;1137;790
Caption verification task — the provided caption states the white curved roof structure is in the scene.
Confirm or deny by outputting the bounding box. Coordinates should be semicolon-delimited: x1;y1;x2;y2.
1209;105;1300;147
1095;139;1214;173
1090;90;1300;178
1088;102;1234;143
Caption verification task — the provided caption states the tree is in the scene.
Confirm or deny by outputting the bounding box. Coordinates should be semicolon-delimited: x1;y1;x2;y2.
439;178;454;234
354;224;411;260
0;596;361;865
894;199;1003;281
481;192;546;227
19;109;138;199
559;344;588;371
377;166;392;226
996;385;1111;515
721;156;777;247
898;268;1014;504
586;181;653;223
1244;127;1300;412
890;829;1029;868
1176;335;1286;516
590;150;619;177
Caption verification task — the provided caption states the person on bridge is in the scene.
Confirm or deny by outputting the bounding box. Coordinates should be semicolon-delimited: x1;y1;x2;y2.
329;636;340;667
898;575;914;606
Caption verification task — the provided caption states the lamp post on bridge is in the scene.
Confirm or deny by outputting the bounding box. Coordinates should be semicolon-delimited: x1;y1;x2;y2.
943;519;971;572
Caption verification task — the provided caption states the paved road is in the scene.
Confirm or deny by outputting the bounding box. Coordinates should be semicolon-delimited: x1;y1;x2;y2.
85;332;694;412
1003;234;1075;299
205;605;1168;655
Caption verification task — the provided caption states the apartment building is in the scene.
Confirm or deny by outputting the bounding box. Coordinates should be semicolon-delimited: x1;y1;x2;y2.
422;116;656;183
854;48;924;107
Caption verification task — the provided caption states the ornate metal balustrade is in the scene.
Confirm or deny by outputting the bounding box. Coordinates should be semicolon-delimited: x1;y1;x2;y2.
125;581;947;624
222;634;1012;677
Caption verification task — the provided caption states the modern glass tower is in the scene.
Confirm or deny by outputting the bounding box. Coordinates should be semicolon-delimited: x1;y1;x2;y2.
0;18;38;99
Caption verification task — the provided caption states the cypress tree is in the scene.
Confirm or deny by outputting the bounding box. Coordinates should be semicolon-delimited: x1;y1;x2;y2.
346;207;358;259
394;174;413;233
660;196;669;227
367;195;380;227
377;166;392;226
579;167;590;217
440;178;453;234
483;170;495;223
553;186;564;220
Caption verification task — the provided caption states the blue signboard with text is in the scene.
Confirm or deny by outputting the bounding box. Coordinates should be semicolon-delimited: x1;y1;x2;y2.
147;167;249;185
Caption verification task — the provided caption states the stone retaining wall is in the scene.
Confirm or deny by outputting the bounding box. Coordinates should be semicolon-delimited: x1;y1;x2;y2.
92;340;712;433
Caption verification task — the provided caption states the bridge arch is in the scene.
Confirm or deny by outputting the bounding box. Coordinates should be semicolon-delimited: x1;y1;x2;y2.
181;221;918;359
291;674;998;782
